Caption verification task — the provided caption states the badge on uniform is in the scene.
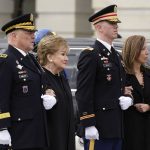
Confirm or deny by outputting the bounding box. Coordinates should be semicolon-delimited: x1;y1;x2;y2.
16;60;23;70
103;63;112;68
17;64;23;70
22;86;28;93
18;70;27;74
106;74;112;81
121;60;125;67
101;56;108;60
104;59;109;64
19;74;28;79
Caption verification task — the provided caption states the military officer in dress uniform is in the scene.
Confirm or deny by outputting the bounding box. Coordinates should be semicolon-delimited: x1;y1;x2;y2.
0;14;49;150
76;5;133;150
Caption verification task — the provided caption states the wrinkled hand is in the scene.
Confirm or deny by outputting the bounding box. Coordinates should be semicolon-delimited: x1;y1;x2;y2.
45;89;55;96
85;126;99;140
134;103;150;113
119;96;133;110
0;129;11;146
41;95;57;110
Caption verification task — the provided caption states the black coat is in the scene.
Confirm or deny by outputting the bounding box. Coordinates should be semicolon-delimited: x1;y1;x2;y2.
123;67;150;150
0;45;48;149
43;68;75;150
76;40;126;138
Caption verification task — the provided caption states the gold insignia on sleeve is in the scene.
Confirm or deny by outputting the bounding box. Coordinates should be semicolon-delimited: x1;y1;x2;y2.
0;54;8;58
80;114;95;120
0;112;10;119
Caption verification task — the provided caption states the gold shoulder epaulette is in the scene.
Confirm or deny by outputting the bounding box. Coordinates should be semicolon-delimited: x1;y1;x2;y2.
0;54;8;58
83;47;94;51
0;112;10;119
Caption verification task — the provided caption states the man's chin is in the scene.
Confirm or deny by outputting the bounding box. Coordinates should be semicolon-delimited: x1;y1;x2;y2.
113;35;118;39
29;46;34;51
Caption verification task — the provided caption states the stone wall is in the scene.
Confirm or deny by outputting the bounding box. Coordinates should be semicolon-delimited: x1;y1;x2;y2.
0;0;150;39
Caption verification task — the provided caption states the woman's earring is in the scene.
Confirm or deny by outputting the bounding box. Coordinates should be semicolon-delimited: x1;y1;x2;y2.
50;59;53;62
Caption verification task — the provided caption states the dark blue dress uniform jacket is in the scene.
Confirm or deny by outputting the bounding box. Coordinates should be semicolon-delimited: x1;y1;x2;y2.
0;45;48;149
76;40;126;138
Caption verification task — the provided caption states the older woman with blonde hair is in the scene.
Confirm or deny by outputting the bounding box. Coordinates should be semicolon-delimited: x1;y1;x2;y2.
122;35;150;150
37;35;75;150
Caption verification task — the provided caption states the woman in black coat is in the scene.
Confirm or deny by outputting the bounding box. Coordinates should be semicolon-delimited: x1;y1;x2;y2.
37;35;75;150
122;35;150;150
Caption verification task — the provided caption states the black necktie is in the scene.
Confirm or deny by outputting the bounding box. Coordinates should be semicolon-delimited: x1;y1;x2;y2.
111;46;118;63
26;54;40;73
111;46;116;54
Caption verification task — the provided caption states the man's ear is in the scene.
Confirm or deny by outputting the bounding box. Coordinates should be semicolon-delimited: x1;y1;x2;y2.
95;23;102;31
10;31;16;37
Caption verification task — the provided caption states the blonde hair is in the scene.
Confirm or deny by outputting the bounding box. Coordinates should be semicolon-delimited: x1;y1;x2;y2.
37;35;69;66
122;35;145;74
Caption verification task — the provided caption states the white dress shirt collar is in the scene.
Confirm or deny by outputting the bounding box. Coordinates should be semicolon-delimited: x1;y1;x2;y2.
14;47;27;56
97;39;114;52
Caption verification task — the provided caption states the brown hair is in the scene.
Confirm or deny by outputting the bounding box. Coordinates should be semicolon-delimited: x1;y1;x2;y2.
122;35;145;74
37;35;69;66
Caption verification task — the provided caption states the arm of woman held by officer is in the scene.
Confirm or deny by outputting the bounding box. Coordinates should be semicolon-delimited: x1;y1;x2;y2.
41;89;57;110
124;86;133;99
134;103;150;113
118;86;133;110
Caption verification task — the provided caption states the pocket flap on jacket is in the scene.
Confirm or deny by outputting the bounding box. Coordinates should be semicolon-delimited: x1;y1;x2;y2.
11;108;35;121
95;101;119;111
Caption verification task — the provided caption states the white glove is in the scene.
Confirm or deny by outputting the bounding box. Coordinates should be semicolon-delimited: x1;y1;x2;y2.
41;95;57;110
85;126;99;140
0;129;11;146
119;96;133;110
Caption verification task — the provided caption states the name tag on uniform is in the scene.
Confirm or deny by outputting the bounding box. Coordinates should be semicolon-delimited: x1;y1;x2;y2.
19;74;28;79
16;64;23;70
103;63;112;68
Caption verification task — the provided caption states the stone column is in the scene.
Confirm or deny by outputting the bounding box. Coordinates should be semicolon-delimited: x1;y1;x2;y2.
0;0;14;37
35;0;93;37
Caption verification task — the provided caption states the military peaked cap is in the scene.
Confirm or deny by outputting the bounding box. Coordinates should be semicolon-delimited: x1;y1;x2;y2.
1;13;36;34
88;5;121;25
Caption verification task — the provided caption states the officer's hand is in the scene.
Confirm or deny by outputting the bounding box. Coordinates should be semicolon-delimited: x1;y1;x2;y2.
0;129;11;146
85;126;99;140
41;95;57;110
119;96;133;110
